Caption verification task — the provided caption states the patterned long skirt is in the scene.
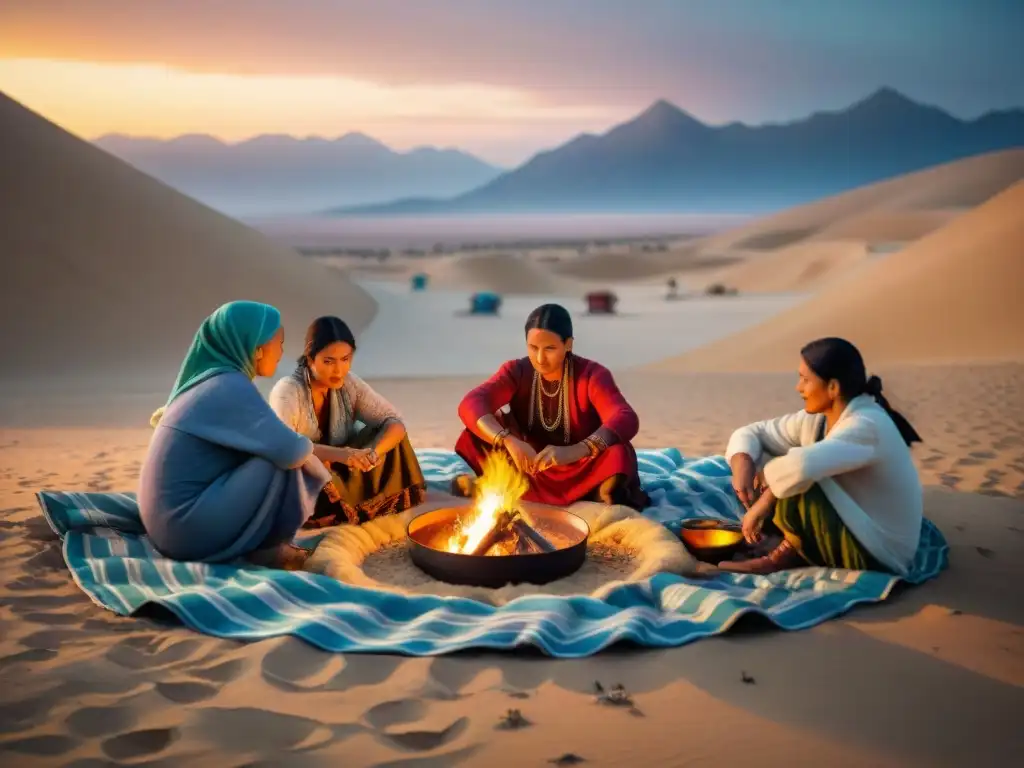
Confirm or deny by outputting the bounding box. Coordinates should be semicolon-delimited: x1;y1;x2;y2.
773;484;886;571
304;426;427;528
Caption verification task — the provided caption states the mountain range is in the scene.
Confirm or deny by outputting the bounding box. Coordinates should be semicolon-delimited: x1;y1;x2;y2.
92;132;503;218
334;88;1024;216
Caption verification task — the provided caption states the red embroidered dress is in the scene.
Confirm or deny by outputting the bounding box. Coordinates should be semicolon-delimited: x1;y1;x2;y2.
454;355;646;508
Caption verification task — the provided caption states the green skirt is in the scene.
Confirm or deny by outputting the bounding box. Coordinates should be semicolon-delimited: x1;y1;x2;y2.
305;425;427;528
773;484;887;571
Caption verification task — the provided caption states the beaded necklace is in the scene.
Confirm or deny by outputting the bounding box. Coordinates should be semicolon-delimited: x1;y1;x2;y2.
527;354;574;445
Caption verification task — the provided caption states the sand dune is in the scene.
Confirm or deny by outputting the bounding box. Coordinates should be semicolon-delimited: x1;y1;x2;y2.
706;241;873;294
0;92;377;395
547;245;739;283
696;150;1024;255
425;251;582;295
698;149;1024;254
650;180;1024;372
543;152;1024;290
812;209;958;242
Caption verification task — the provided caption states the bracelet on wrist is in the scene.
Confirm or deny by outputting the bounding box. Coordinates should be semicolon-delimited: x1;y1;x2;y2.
492;428;511;448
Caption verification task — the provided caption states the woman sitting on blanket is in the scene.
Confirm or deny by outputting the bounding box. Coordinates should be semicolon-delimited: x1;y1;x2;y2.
269;316;426;527
720;337;923;576
453;303;649;510
140;301;332;571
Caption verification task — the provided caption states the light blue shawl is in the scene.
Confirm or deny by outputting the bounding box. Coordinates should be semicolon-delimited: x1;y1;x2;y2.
151;301;281;426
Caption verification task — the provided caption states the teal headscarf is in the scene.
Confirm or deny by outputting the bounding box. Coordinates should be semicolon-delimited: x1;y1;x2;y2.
151;300;282;427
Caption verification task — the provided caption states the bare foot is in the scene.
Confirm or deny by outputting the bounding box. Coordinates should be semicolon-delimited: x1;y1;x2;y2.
718;540;803;574
247;543;311;571
451;474;476;498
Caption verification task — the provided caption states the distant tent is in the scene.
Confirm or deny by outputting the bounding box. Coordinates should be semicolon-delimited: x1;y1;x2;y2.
410;272;429;291
585;290;618;315
469;292;502;315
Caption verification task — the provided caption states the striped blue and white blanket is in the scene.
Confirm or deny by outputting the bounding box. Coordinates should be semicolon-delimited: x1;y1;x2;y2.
36;449;948;657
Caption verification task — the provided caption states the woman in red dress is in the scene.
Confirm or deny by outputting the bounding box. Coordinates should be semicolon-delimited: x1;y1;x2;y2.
453;304;649;510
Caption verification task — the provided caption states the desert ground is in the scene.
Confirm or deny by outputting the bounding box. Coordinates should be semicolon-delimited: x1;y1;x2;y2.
1;94;1022;766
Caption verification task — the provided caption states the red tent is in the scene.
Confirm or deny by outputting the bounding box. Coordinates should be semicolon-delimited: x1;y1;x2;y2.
586;291;618;314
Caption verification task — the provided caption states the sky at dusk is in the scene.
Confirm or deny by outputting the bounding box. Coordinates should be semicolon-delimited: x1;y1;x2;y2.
1;0;1022;165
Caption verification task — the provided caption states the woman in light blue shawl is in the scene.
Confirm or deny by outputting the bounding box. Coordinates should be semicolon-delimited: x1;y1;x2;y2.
139;301;331;570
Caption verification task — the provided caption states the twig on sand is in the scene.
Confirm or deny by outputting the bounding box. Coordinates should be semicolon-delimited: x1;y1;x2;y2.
549;754;586;765
593;680;643;716
496;708;531;730
593;680;634;707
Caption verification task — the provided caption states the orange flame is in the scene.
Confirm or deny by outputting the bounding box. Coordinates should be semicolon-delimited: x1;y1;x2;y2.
447;451;529;553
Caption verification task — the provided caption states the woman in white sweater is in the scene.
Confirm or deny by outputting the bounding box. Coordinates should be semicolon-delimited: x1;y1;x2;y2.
720;337;924;576
269;316;426;527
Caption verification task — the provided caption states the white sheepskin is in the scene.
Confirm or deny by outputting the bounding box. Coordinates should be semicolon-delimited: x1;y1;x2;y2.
305;494;712;606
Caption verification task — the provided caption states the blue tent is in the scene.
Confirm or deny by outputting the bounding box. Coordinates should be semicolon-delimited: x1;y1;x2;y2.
469;292;502;315
410;273;429;291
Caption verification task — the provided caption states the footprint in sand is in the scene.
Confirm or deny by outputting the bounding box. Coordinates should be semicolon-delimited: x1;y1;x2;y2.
360;696;472;755
314;652;405;692
938;473;961;489
23;545;68;572
260;637;346;691
104;635;205;670
188;657;249;684
155;680;220;704
191;707;340;754
6;574;66;592
3;592;84;611
0;696;58;735
0;734;79;758
66;705;139;738
0;647;59;666
364;699;429;730
426;657;484;697
19;628;95;651
101;727;179;761
376;716;470;752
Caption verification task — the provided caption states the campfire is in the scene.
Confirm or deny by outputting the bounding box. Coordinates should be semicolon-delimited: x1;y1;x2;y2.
445;452;558;557
405;451;591;587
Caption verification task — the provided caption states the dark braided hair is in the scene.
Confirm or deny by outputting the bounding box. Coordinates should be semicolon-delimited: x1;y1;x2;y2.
298;316;357;367
801;337;922;446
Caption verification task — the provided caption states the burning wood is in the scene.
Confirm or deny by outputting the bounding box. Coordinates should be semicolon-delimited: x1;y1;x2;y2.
448;451;559;557
510;517;557;553
468;509;558;557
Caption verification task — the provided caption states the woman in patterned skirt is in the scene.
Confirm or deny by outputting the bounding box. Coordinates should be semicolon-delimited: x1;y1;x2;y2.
270;316;426;526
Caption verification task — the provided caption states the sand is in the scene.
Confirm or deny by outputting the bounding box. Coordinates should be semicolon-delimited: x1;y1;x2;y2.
0;92;377;400
703;240;874;294
2;100;1023;765
653;180;1024;372
424;251;583;296
2;363;1023;766
694;149;1024;255
529;150;1024;293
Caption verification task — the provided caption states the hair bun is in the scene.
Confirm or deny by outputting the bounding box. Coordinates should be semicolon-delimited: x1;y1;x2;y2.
865;375;883;397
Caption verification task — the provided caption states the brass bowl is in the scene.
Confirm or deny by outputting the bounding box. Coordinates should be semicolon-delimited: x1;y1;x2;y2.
679;518;745;563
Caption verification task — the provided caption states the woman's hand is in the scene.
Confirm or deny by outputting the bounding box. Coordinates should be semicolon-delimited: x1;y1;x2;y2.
323;479;342;503
504;437;538;475
534;443;589;473
741;498;774;545
730;452;758;509
345;448;378;472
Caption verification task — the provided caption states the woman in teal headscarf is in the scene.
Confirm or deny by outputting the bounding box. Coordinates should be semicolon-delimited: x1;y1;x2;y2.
139;301;332;570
